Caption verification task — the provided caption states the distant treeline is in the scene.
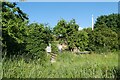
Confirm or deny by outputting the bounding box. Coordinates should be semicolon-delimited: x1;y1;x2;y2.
1;2;120;58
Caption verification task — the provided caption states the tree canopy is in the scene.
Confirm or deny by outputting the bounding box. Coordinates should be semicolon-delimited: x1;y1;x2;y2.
54;19;80;51
94;14;119;32
25;23;53;58
94;13;120;50
2;2;28;54
1;2;119;57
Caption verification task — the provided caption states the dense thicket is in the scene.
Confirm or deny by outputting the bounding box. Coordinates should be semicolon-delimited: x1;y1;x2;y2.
25;23;53;58
84;27;118;53
1;2;53;58
94;14;119;32
94;14;120;50
53;19;88;51
2;2;28;55
1;2;119;58
54;14;119;53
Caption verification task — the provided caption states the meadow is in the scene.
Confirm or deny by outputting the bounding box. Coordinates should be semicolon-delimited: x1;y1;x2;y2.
1;2;120;79
2;51;119;78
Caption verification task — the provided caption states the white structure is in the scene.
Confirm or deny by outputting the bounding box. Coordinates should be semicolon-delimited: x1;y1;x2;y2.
46;45;51;53
92;15;94;31
57;44;62;52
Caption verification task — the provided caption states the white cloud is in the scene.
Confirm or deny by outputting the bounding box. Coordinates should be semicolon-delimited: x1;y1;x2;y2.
78;27;83;30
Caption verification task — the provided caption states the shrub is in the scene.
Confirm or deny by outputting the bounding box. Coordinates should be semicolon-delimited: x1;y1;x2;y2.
86;27;118;53
75;30;89;51
51;41;59;54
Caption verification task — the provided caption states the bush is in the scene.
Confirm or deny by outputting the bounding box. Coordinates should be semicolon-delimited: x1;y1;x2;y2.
86;27;118;53
75;30;89;51
51;41;58;54
25;23;52;63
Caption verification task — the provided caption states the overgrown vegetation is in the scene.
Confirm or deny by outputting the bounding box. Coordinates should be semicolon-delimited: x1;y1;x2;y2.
1;2;119;78
2;51;119;78
84;27;118;53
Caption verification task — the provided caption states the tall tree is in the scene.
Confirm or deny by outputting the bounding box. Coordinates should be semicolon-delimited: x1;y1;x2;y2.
75;30;89;51
85;27;118;52
66;19;79;50
54;19;79;51
94;14;119;32
25;23;53;58
53;19;67;42
2;2;28;54
94;13;120;50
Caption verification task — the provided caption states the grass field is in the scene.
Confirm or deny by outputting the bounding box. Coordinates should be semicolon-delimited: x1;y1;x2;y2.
2;51;119;78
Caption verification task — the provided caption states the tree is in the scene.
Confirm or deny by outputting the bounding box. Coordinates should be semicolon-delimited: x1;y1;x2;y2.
94;13;120;50
54;19;79;51
75;30;89;51
25;23;53;58
66;19;79;50
86;27;118;53
2;2;28;54
53;19;67;43
94;14;119;32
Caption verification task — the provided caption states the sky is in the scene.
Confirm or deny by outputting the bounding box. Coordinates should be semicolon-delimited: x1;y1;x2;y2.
15;2;118;29
8;0;120;2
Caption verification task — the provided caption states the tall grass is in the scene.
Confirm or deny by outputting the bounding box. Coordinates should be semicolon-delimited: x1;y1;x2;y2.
2;51;119;78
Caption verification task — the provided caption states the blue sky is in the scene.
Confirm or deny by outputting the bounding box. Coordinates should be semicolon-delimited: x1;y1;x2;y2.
16;2;118;29
9;0;120;2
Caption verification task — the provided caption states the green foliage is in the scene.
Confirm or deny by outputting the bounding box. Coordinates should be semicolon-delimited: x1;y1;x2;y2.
2;4;119;77
2;51;119;78
94;14;119;32
94;14;120;50
54;19;80;51
2;2;53;62
86;27;118;53
2;2;120;75
82;14;120;53
75;30;89;51
25;23;52;59
53;19;67;39
66;19;79;50
90;13;120;52
51;41;58;54
2;2;28;54
54;19;90;51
